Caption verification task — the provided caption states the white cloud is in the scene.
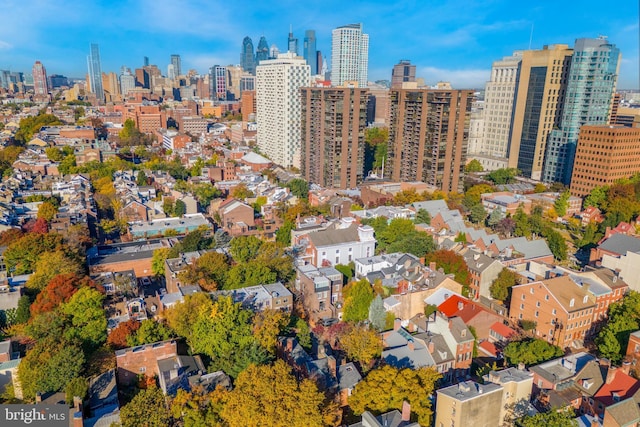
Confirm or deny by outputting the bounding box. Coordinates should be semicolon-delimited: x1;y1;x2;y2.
0;41;12;50
418;66;489;89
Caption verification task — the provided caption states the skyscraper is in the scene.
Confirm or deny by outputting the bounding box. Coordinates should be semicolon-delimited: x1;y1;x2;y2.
386;88;474;193
256;52;310;168
255;36;270;64
301;87;369;188
331;23;369;87
170;54;181;77
210;65;228;100
303;30;317;75
32;61;48;96
120;68;136;97
391;60;416;89
87;43;104;101
270;44;280;59
167;64;176;81
287;26;298;56
542;37;621;184
143;56;149;67
241;37;256;75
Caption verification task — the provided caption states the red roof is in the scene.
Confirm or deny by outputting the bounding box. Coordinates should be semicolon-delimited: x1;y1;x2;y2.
478;341;499;357
490;322;516;340
594;369;640;407
456;303;492;323
437;295;469;317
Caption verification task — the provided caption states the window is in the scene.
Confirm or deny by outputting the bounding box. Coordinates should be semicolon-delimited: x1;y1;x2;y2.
530;288;534;294
535;311;539;317
552;309;557;315
545;294;549;301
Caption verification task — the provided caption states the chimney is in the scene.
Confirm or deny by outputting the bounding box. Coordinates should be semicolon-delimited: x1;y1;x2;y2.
327;355;337;378
606;366;617;384
622;360;632;375
401;401;411;422
427;341;435;353
407;341;415;351
429;262;436;271
73;411;83;427
287;337;294;352
73;396;83;414
35;392;42;403
393;318;402;331
518;362;525;371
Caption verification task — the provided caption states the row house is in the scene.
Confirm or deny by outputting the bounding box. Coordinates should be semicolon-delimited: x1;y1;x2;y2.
462;249;504;300
212;282;293;312
295;264;343;324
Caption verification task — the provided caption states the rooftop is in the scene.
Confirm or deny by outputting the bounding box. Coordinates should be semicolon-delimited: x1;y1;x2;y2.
437;380;503;401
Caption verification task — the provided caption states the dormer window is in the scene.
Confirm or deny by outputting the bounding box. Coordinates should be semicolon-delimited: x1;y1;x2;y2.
612;391;620;402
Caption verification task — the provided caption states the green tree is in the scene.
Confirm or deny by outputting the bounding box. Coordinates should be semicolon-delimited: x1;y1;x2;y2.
136;170;148;186
58;154;77;175
414;208;431;225
65;377;88;405
387;231;436;258
275;220;295;246
518;409;578;427
368;295;387;331
464;159;484;173
339;324;382;369
119;386;171;427
296;317;312;350
547;230;568;261
489;268;519;301
127;319;174;347
486;168;520;185
469;204;488;224
424;250;470;289
487;208;503;227
4;232;66;274
554;191;571;217
218;360;325;427
286;178;310;200
335;264;354;283
503;338;563;366
349;365;442;426
513;208;531;237
62;287;107;351
584;186;608;210
25;251;84;291
174;199;187;217
342;279;375;322
595;291;640;363
229;235;263;263
152;248;171;277
15;295;32;324
165;292;213;345
45;147;64;162
253;309;290;354
37;201;58;222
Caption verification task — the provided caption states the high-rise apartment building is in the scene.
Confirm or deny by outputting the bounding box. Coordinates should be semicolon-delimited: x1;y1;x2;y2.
102;72;120;102
255;36;270;64
241;37;256;75
300;87;369;189
256;52;310;168
331;23;369;87
303;30;317;75
210;65;228;100
507;44;573;180
32;61;48;96
270;44;280;59
170;54;181;77
390;60;416;89
386;88;474;193
87;43;104;101
543;38;621;184
120;68;136;97
167;64;176;81
472;53;522;171
570;125;640;197
287;27;298;56
143;56;149;67
240;74;255;93
226;65;243;100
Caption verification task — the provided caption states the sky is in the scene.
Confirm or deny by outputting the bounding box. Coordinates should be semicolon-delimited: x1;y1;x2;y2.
0;0;638;89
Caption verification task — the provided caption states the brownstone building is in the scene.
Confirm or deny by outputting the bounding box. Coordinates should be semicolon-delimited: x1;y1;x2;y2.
300;87;369;189
570;125;640;198
216;198;255;236
386;88;474;193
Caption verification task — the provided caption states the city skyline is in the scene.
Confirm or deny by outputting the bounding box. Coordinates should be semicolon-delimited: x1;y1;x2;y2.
0;0;638;89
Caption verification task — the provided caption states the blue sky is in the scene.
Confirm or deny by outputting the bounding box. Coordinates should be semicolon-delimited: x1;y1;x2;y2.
1;0;638;89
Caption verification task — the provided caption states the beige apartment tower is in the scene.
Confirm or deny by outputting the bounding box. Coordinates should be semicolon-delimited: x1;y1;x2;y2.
507;44;573;180
300;87;369;189
386;88;474;193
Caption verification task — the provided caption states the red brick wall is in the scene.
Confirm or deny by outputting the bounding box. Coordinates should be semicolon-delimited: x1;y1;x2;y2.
116;341;177;386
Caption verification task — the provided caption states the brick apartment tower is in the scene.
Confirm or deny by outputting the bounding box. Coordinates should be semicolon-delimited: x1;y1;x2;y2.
300;86;369;189
386;88;474;193
570;125;640;198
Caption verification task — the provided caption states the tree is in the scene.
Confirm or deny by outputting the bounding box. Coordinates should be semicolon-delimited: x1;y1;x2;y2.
339;324;382;369
513;208;531;237
165;292;213;346
107;319;141;349
119;386;171;427
553;191;570;217
174;199;187;217
368;295;387;331
170;387;224;427
136;170;148;186
15;295;31;324
253;309;290;354
25;251;85;291
518;409;578;427
62;287;107;351
162;198;174;216
424;250;470;289
487;208;503;227
469;204;488;224
65;377;88;405
286;178;310;200
335;264;354;283
584;186;608;210
503;338;563;366
486;168;520;185
349;365;442;426
342;279;375;322
387;232;436;258
4;232;66;274
414;208;431;225
45;147;64;162
18;339;85;402
463;184;495;209
595;292;640;363
31;274;97;314
37;201;58;222
230;184;254;200
489;268;519;302
217;360;325;427
127;319;174;347
178;251;229;291
229;235;263;263
547;230;568;261
464;159;484;173
495;217;516;236
296;317;312;350
151;248;170;277
275;220;295;246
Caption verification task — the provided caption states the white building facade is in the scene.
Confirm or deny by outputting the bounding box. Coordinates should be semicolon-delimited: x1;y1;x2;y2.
256;53;310;168
331;23;369;87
